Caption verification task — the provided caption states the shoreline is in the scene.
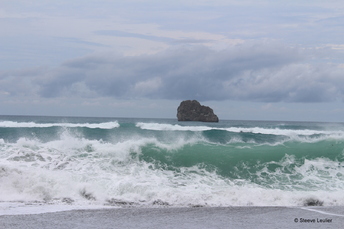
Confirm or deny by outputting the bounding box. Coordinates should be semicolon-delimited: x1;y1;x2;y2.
1;206;344;229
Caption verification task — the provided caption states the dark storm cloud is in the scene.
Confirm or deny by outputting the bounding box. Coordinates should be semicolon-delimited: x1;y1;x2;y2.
1;43;344;103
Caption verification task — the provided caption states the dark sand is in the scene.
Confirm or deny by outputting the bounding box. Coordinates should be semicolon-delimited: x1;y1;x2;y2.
1;206;343;229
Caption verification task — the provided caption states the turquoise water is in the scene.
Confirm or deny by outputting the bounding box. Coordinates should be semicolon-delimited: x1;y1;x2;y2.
0;116;343;207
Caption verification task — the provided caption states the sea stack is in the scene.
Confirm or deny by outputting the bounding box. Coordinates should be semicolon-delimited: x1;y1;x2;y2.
177;100;219;122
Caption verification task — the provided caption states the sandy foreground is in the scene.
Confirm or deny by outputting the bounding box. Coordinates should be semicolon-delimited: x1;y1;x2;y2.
1;206;344;229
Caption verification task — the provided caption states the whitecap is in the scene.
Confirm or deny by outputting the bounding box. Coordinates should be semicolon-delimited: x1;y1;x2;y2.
0;121;120;129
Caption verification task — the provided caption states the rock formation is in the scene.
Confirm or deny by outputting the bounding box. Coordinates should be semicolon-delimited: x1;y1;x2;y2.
177;100;219;122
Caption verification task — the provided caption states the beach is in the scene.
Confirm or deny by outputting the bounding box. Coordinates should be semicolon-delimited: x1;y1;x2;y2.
1;206;344;229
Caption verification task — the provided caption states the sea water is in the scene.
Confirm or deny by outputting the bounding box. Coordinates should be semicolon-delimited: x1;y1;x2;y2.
0;115;343;213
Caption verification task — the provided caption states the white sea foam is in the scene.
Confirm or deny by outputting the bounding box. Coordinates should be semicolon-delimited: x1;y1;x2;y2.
136;122;213;131
1;133;343;213
224;127;344;137
0;202;113;215
0;121;120;129
136;122;344;140
1;117;344;215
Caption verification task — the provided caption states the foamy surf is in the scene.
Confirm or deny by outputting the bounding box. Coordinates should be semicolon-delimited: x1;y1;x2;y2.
136;122;344;138
1;116;344;214
0;121;120;129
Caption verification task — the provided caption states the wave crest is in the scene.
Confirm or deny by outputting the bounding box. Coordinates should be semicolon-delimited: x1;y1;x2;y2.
0;121;120;129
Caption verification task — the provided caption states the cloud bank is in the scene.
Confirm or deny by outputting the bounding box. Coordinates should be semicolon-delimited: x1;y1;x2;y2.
1;42;343;104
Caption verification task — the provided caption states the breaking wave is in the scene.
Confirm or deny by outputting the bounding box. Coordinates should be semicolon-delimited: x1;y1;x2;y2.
0;121;120;129
1;116;344;213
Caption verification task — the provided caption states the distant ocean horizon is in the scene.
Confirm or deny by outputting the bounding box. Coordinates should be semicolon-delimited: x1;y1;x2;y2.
1;115;344;213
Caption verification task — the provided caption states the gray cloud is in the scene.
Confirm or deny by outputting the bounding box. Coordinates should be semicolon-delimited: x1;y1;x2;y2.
94;30;213;45
94;30;175;43
1;43;344;103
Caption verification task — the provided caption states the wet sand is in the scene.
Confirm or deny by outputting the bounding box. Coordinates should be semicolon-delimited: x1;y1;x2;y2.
1;206;344;229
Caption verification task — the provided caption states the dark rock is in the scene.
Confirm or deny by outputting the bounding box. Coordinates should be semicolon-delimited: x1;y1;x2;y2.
190;204;205;208
105;198;136;206
177;100;219;122
152;199;170;206
79;188;96;201
62;197;75;204
303;198;324;206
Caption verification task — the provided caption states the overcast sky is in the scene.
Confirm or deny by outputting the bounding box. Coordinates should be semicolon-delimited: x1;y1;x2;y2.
1;0;344;121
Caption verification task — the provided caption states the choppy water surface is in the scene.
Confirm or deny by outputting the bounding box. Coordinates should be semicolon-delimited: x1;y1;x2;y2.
0;116;343;210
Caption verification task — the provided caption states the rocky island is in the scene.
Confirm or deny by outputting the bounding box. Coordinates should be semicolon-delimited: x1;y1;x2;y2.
177;100;219;122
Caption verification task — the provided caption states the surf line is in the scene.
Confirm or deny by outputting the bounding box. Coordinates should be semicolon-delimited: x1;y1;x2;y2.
300;207;344;217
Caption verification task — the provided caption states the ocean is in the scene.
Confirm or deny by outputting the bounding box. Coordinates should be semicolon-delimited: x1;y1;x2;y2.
0;115;344;213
